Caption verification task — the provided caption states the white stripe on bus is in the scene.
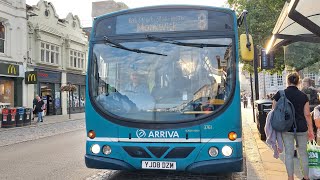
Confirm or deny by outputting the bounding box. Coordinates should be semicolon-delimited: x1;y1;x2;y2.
87;137;242;143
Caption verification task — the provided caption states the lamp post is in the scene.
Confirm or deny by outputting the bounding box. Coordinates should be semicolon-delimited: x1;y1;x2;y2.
68;83;71;119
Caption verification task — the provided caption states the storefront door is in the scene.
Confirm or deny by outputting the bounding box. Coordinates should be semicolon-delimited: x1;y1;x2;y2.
40;83;54;116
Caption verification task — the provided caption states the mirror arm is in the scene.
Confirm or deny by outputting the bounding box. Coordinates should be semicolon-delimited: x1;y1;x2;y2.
242;10;251;51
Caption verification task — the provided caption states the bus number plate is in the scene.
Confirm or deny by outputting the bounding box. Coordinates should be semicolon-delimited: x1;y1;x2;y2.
142;161;176;170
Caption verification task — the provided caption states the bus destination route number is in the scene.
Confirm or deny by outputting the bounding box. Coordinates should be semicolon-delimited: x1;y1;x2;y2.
142;161;176;170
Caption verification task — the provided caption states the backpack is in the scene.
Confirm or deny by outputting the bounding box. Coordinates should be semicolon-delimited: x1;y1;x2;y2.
270;90;299;147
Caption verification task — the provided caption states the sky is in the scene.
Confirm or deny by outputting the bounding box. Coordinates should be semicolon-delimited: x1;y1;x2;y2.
26;0;227;27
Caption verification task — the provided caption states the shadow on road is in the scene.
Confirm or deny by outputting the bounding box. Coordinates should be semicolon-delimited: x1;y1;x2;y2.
106;170;234;180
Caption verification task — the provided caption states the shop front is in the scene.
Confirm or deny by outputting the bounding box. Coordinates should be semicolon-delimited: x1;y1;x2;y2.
66;73;85;114
0;62;23;108
25;69;62;115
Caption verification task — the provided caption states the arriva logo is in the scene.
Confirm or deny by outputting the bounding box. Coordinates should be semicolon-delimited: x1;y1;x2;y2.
136;129;147;138
136;129;179;138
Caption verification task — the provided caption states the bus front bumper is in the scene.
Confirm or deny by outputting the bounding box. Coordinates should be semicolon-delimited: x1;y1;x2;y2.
85;155;135;170
86;154;243;173
186;158;243;173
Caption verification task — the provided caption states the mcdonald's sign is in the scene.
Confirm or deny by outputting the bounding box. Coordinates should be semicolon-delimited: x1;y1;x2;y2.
0;63;19;76
8;65;17;74
25;71;38;84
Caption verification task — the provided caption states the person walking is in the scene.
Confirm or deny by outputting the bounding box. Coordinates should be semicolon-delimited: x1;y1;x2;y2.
34;95;45;123
243;95;248;108
32;97;37;120
272;72;314;180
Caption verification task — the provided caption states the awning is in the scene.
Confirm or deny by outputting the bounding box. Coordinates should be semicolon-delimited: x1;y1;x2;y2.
266;0;320;53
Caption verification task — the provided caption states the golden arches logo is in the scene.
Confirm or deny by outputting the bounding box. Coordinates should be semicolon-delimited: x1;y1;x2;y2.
27;74;36;82
7;65;16;75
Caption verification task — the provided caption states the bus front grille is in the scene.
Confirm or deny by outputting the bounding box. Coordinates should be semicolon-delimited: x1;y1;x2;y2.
122;146;195;159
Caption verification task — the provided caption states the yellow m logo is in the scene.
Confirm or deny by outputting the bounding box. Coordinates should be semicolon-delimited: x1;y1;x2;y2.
27;74;36;81
7;65;16;75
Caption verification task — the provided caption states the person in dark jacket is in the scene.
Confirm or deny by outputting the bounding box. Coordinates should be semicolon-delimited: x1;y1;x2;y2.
34;95;45;123
273;72;314;180
32;96;37;120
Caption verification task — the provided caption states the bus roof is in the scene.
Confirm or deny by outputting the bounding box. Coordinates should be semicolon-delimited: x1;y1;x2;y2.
93;5;235;23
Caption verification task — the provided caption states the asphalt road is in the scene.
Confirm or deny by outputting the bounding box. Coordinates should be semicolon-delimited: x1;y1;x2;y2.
0;129;99;180
0;125;246;180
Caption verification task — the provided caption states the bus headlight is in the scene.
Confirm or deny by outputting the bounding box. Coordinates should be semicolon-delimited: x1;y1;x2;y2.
208;147;219;157
222;145;233;157
102;145;112;155
91;144;100;154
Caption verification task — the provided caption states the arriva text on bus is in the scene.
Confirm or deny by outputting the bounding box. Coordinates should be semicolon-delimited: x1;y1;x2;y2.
136;129;179;138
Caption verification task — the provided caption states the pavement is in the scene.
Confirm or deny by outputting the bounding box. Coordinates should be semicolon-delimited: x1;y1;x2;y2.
0;112;84;131
0;113;85;147
242;106;302;180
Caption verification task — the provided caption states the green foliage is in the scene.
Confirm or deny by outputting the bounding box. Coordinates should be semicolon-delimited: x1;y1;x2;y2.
285;42;320;72
228;0;286;73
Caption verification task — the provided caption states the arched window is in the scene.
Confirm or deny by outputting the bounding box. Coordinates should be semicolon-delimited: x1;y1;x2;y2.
0;22;5;53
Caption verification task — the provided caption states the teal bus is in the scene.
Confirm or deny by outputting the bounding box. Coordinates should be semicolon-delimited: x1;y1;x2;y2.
85;5;253;173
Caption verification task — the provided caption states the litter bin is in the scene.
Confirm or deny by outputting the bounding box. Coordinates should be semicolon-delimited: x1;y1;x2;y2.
255;99;273;140
24;108;32;126
1;108;16;128
1;108;10;128
16;107;25;127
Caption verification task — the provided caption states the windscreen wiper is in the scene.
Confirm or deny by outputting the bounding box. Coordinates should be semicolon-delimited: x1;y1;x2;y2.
104;36;167;56
146;35;229;48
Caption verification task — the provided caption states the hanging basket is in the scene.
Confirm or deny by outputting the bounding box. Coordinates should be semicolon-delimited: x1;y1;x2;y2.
61;85;77;92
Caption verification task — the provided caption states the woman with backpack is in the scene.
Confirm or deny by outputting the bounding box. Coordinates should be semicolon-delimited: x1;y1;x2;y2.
273;72;314;180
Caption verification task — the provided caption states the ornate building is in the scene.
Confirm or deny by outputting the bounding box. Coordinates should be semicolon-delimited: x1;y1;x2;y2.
0;0;27;107
26;0;88;115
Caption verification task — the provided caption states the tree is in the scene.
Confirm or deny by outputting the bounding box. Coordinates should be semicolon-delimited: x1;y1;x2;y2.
285;42;320;72
228;0;286;74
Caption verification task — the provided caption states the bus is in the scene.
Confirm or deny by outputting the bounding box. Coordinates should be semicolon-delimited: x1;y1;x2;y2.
85;5;253;173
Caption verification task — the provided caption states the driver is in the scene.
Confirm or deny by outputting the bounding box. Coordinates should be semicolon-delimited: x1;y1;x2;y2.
124;72;150;94
123;72;155;110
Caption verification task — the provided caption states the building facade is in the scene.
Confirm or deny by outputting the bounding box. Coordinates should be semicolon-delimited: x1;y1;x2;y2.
91;0;128;18
0;0;27;108
26;0;88;115
258;71;287;99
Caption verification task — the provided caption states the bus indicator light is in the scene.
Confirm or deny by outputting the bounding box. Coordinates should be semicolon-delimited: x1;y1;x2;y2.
88;130;96;139
228;132;237;141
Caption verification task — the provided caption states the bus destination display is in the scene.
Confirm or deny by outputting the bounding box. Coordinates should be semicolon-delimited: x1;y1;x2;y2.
116;10;208;34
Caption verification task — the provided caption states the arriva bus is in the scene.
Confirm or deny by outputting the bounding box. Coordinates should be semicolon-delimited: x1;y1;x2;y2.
85;5;254;173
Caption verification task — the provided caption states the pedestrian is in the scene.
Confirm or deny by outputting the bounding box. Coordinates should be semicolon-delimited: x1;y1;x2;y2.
34;95;45;123
32;96;37;120
272;72;314;180
313;105;320;144
243;95;248;108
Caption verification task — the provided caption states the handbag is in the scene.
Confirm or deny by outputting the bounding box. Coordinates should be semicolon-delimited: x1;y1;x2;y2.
308;140;320;179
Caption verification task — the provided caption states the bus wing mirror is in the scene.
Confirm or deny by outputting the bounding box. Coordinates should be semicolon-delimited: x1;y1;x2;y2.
240;34;254;61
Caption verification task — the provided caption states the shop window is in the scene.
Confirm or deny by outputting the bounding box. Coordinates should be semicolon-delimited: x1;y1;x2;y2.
80;85;85;107
0;79;14;107
40;42;60;64
0;22;5;53
270;75;275;87
54;84;61;108
277;75;283;86
305;73;316;81
69;49;85;69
